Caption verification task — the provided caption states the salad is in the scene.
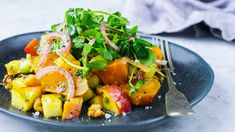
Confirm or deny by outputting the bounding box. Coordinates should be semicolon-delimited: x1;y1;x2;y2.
2;8;165;120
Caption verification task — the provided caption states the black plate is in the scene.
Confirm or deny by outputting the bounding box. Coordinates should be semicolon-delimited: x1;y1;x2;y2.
0;32;214;132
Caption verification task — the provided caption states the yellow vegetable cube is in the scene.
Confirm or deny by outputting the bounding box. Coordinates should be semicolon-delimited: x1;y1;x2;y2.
33;98;43;112
12;78;26;89
62;97;83;120
11;86;42;112
41;94;63;118
5;60;21;75
89;95;103;108
83;88;96;101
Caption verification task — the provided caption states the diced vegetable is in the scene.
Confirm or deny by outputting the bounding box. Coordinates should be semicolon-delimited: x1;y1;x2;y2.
11;86;42;112
33;53;59;73
95;58;128;85
5;60;21;75
87;74;100;89
12;77;26;89
74;77;89;96
62;97;83;120
36;67;74;98
89;95;103;108
98;85;131;115
144;65;157;79
151;47;163;60
83;88;96;101
54;53;80;75
41;94;62;118
24;38;39;56
87;104;104;118
33;98;43;112
19;60;32;74
121;79;161;105
24;75;41;86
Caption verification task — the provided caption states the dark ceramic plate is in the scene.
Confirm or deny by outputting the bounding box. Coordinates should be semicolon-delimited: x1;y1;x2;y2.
0;32;214;132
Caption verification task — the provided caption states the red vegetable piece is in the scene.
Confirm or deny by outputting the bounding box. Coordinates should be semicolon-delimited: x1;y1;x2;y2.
24;38;39;56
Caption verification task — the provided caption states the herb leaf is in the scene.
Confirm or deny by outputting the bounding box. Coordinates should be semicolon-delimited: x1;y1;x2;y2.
82;44;92;57
88;55;107;70
134;80;144;89
73;37;85;49
95;48;113;61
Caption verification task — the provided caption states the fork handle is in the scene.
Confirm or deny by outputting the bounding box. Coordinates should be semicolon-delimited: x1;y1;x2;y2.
164;68;178;92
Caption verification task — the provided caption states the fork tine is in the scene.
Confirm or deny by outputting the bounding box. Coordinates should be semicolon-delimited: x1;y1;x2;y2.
165;41;175;73
159;39;166;60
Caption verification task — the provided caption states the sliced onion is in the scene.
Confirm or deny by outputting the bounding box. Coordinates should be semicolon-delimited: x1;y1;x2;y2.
55;22;66;32
38;44;51;66
100;23;120;51
35;66;75;98
40;32;71;55
121;57;150;72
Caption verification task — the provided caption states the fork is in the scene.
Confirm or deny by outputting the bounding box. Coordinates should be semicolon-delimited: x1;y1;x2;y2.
152;36;194;116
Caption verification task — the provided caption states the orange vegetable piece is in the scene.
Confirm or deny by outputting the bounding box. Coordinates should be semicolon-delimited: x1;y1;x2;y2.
151;47;163;60
39;70;70;96
33;53;59;73
62;97;83;120
95;58;128;85
120;79;161;105
24;38;39;56
24;75;41;87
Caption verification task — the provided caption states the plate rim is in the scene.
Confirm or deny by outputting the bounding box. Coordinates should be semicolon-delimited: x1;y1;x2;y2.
0;31;214;129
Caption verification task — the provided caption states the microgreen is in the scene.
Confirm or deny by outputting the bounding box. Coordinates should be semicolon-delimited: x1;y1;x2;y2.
52;8;160;77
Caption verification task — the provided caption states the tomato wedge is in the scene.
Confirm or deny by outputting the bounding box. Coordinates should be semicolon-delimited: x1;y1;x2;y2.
24;38;39;56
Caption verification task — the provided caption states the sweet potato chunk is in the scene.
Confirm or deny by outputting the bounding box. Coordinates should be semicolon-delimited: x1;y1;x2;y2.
95;58;128;85
39;70;70;96
121;79;161;105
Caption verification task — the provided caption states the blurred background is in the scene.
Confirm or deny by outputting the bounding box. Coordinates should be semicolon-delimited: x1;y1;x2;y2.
0;0;235;132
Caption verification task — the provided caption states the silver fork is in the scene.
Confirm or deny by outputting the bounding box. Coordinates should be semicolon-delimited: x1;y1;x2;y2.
152;37;194;116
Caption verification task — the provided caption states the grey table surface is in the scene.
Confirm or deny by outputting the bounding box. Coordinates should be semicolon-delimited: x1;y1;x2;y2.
0;0;235;132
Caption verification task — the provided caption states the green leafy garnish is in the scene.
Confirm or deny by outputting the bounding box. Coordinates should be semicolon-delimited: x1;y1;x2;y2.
135;80;144;89
51;8;160;77
88;55;107;70
82;44;92;57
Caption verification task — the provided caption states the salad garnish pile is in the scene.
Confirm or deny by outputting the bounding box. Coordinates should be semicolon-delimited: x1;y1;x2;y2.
2;8;165;120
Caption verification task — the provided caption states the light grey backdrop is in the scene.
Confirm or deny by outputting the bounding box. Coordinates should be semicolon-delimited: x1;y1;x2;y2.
0;0;235;132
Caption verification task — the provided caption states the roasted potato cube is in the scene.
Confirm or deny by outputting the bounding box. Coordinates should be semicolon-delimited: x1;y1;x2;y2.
98;85;131;115
74;77;89;96
89;95;103;108
41;94;62;118
87;74;100;89
62;97;83;120
33;98;43;112
5;60;21;75
11;86;42;112
83;88;96;101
